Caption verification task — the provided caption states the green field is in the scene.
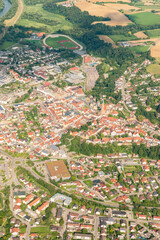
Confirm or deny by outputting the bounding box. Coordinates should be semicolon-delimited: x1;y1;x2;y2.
146;29;160;38
25;39;43;47
108;34;137;42
130;45;150;53
0;192;3;209
84;180;93;188
0;41;16;50
17;4;73;33
30;227;50;233
129;12;160;25
147;63;160;76
46;36;79;49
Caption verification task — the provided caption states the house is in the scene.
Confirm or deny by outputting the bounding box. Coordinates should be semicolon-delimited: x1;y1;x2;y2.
36;201;49;214
23;194;34;204
73;233;92;240
112;211;127;218
28;197;40;209
56;207;63;221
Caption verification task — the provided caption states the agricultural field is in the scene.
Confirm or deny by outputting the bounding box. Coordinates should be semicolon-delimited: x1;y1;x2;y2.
151;40;160;59
134;31;148;39
108;34;137;42
147;63;160;76
75;0;133;26
129;45;150;53
17;4;73;33
98;35;117;47
45;36;81;50
146;29;160;38
128;12;160;25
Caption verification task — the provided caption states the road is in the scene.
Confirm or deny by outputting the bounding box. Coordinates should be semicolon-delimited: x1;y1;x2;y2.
4;0;24;27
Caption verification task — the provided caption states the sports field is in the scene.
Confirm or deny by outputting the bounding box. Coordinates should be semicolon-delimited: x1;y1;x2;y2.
45;36;80;50
129;12;160;25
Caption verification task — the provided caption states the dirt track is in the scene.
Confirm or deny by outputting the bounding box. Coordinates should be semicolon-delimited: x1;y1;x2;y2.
4;0;24;27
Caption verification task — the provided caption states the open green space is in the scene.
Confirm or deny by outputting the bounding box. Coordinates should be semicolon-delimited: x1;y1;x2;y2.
46;36;78;49
0;41;16;50
20;227;27;234
30;226;50;233
147;63;160;76
129;45;150;53
84;180;93;188
146;29;160;38
17;4;73;33
0;192;3;209
25;39;43;47
108;34;137;42
129;12;160;25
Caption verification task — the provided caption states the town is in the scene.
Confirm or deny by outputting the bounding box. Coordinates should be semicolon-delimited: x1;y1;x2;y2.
0;31;160;240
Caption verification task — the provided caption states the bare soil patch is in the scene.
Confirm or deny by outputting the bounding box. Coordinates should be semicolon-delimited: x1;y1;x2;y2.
151;40;160;59
134;31;148;39
98;35;117;47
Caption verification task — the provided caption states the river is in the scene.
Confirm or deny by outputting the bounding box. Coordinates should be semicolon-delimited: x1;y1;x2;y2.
0;0;11;18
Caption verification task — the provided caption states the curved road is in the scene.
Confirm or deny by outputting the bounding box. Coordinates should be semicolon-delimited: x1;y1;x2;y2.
4;0;24;27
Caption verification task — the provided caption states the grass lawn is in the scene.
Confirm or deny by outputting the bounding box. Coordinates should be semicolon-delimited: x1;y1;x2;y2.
108;34;137;42
84;180;93;188
0;41;16;50
129;12;160;25
30;226;51;234
20;227;27;234
26;39;43;47
146;29;160;38
129;45;150;53
0;192;3;209
17;4;73;33
147;63;160;76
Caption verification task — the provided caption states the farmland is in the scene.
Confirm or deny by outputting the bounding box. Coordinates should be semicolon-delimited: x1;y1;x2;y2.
146;29;160;38
128;12;160;25
151;40;160;59
108;34;137;42
17;4;73;33
147;63;160;76
134;31;148;39
129;45;150;53
75;0;133;26
98;35;117;48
